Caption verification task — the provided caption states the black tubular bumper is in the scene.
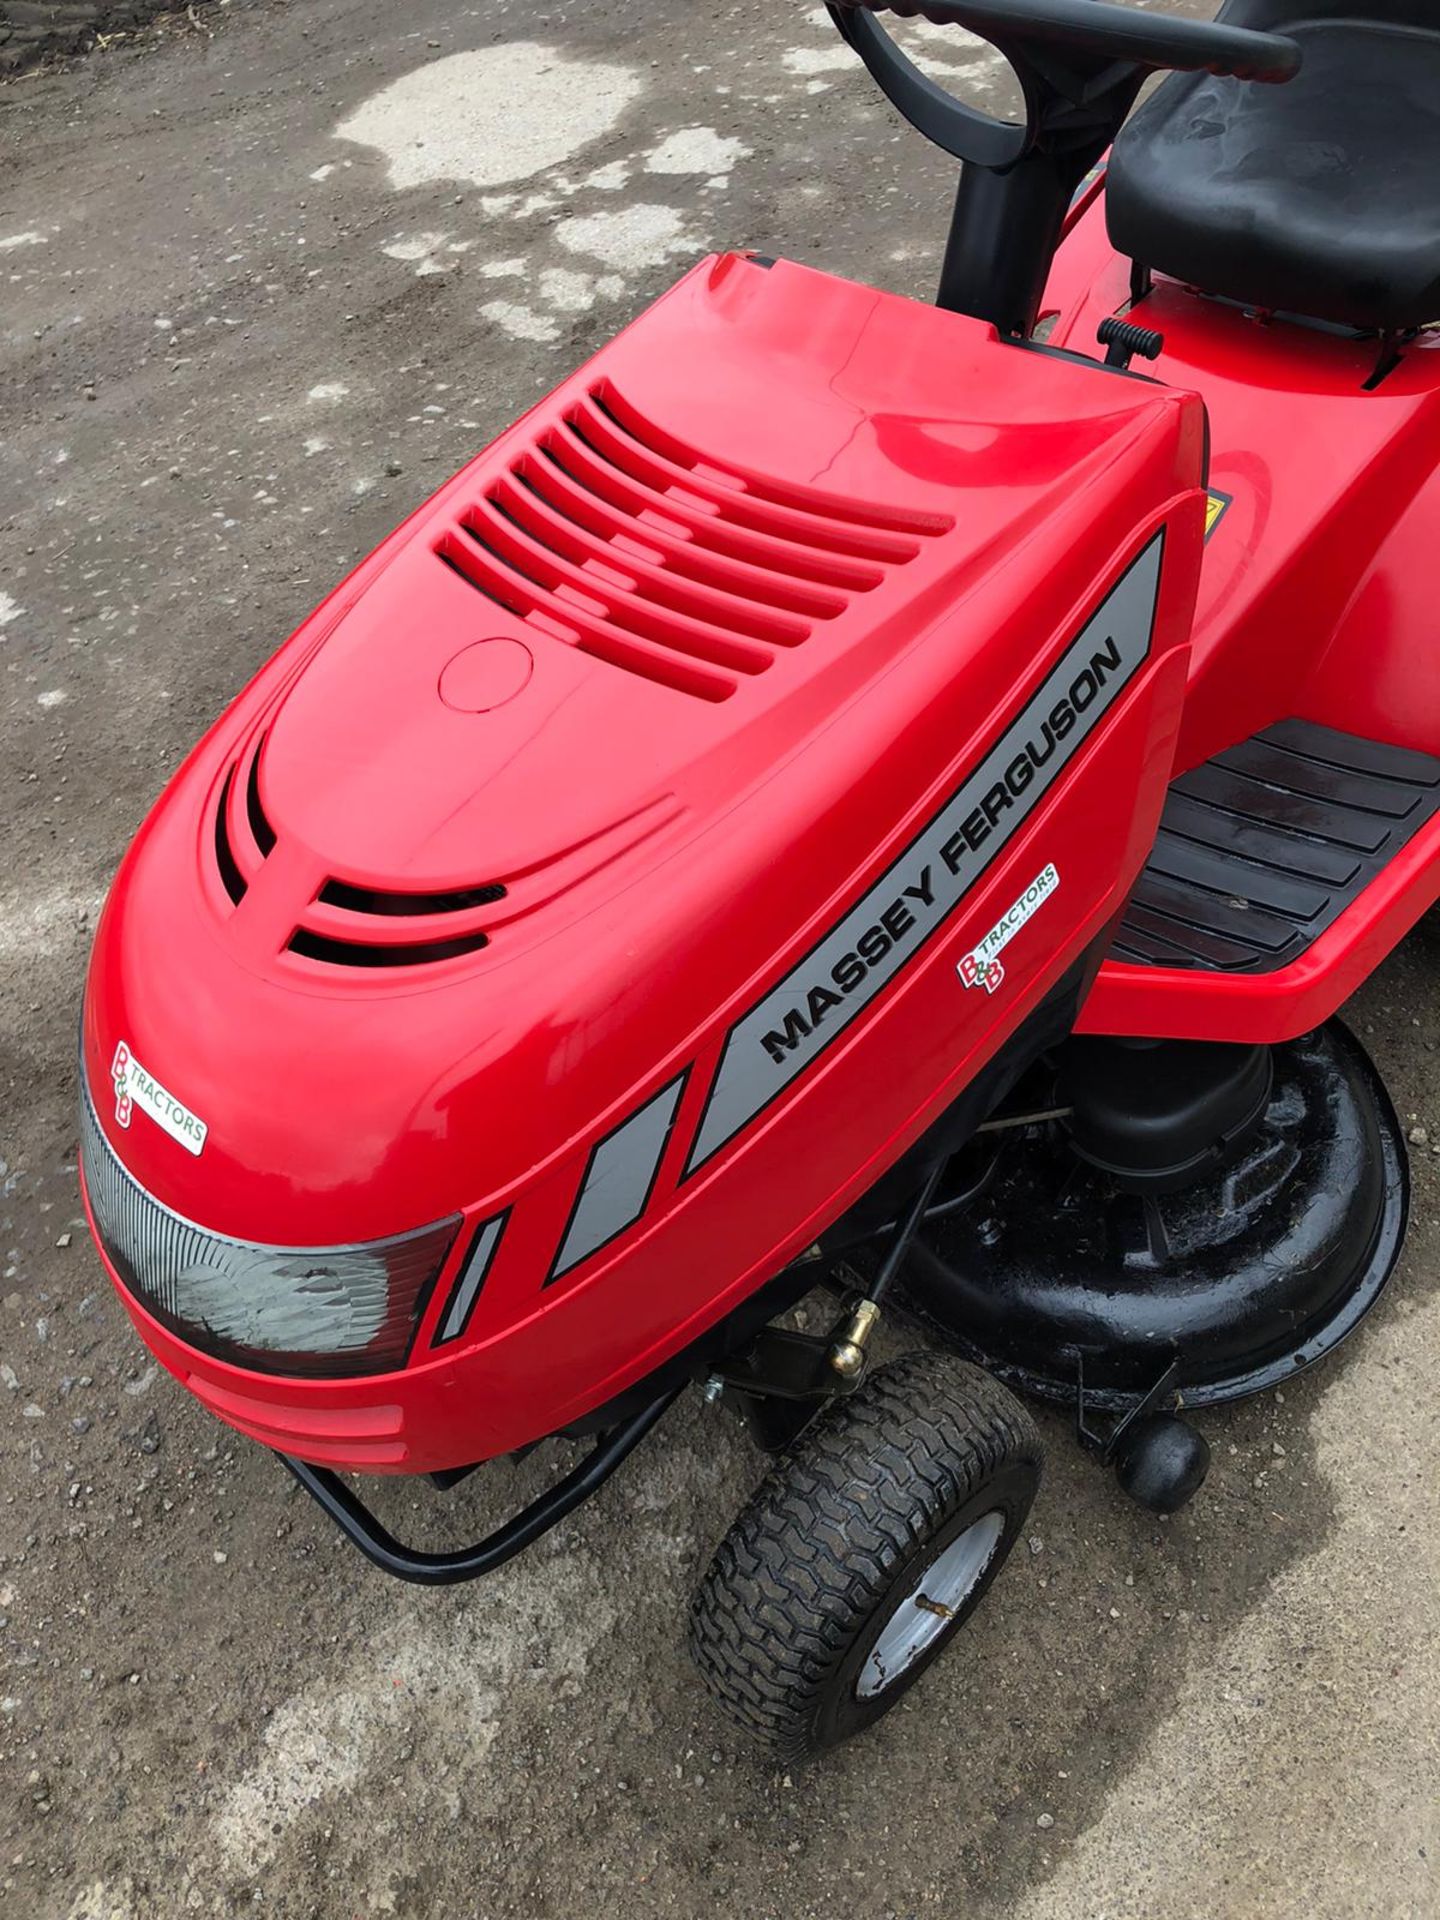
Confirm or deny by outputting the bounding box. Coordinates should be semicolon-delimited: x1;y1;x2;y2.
276;1386;681;1586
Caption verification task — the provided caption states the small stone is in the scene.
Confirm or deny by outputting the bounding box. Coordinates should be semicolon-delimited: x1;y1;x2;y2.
1409;1125;1428;1145
1037;1813;1055;1830
383;458;403;476
71;1416;90;1435
1027;1535;1043;1556
55;1233;71;1249
213;1550;228;1565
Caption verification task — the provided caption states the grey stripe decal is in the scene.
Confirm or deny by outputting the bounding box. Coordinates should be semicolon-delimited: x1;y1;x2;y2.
550;1073;688;1281
435;1212;507;1345
684;531;1165;1175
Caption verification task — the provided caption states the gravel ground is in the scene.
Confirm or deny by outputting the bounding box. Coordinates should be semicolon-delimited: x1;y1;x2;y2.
0;1;220;76
1;3;1437;1916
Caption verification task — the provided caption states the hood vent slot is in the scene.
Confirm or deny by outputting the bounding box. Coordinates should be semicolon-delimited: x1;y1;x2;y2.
317;878;506;917
288;875;507;970
214;766;248;905
288;926;490;969
211;733;277;908
246;748;277;857
436;381;951;701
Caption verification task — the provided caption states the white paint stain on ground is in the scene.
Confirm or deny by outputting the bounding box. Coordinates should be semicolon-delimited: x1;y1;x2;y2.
584;160;631;191
0;591;23;627
480;257;527;280
381;230;448;263
335;44;643;191
645;127;750;175
213;1555;617;1874
381;230;471;276
36;689;66;709
0;230;47;251
537;267;624;314
306;381;349;404
782;44;855;76
555;204;696;273
794;6;1005;85
479;300;561;344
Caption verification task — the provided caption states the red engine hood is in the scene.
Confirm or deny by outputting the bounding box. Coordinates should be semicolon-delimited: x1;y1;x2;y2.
83;251;1204;1249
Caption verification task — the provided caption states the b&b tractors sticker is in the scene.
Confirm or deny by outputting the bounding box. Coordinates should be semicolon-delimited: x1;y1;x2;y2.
958;863;1060;995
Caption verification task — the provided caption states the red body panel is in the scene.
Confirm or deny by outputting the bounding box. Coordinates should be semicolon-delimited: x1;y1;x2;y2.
82;254;1204;1470
1043;195;1440;1041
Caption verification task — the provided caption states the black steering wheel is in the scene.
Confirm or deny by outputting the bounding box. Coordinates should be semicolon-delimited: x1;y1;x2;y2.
827;0;1301;169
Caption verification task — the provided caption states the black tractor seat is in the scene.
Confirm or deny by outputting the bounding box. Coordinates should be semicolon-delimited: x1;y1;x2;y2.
1106;0;1440;335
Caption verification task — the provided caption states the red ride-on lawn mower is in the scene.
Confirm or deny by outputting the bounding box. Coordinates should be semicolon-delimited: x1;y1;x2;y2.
79;0;1439;1756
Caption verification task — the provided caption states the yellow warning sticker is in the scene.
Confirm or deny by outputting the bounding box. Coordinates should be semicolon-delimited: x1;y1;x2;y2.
1205;491;1233;540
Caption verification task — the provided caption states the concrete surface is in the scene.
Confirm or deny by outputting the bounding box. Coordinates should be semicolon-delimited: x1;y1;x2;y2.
1;3;1437;1916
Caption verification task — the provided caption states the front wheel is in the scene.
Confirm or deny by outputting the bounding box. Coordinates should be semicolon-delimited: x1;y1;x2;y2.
688;1349;1041;1760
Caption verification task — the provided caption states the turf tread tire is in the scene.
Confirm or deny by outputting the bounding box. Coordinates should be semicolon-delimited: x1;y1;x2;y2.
688;1349;1040;1759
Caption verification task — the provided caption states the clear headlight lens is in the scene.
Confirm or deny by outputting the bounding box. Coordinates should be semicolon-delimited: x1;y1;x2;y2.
80;1083;457;1377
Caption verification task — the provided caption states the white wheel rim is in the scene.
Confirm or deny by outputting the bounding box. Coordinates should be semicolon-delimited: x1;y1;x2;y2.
856;1510;1007;1699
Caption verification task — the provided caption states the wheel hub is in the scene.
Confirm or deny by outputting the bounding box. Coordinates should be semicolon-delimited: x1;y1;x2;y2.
857;1510;1006;1699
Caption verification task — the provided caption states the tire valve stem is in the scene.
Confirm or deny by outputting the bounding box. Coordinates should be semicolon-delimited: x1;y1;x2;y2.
829;1298;881;1380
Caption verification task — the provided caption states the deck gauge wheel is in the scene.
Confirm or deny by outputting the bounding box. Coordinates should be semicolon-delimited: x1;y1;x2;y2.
688;1350;1040;1758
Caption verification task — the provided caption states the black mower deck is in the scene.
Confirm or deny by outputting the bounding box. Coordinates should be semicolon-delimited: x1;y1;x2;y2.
1112;719;1440;972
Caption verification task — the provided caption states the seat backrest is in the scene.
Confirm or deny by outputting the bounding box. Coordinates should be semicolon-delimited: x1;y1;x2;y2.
1105;0;1440;333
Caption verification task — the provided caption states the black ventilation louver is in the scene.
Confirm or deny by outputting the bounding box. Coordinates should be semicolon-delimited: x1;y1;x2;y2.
212;731;506;970
316;878;506;917
287;924;494;968
287;876;508;970
436;381;952;701
212;731;277;906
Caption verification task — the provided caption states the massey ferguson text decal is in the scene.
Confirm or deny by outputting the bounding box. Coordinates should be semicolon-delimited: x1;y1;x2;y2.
684;533;1164;1173
112;1042;208;1157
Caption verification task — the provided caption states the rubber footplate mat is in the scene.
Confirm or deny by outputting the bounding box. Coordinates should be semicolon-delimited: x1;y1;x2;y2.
1113;718;1440;972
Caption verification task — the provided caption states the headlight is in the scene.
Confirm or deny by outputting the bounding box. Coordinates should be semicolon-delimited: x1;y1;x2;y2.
79;1082;457;1377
